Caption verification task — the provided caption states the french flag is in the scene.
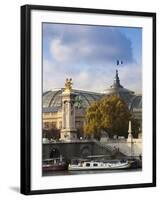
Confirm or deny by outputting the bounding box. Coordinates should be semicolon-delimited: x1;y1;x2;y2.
117;60;123;65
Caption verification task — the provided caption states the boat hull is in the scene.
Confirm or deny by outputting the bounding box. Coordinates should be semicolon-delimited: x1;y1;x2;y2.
42;157;68;171
43;164;67;171
68;162;130;171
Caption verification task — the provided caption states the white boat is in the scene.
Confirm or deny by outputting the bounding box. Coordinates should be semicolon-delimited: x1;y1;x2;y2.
68;160;130;170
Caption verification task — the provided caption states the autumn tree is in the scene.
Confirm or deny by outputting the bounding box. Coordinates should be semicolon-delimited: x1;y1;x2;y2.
84;95;138;138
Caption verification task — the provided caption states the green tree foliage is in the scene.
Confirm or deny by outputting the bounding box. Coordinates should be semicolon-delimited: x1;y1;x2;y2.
84;95;139;138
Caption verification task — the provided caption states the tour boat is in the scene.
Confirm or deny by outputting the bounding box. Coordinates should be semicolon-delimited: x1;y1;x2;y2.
42;156;67;171
68;159;130;170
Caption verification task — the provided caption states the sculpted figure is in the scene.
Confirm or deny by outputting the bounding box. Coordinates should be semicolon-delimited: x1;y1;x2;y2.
64;78;73;92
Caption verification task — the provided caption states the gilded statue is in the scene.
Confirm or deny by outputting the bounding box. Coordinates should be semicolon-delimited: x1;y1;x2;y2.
64;78;73;93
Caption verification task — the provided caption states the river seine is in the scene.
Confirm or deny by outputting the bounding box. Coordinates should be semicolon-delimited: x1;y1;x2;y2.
43;168;141;176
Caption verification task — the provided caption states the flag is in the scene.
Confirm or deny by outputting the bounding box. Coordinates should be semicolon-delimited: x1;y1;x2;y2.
117;60;123;66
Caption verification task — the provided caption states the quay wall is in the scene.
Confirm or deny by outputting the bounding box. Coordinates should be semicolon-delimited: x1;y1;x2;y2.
100;139;142;156
42;140;121;160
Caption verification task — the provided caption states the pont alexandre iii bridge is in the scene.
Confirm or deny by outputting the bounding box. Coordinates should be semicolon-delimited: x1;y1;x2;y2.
42;139;125;160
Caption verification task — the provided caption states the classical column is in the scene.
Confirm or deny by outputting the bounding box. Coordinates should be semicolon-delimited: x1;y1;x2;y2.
60;78;77;141
128;120;132;139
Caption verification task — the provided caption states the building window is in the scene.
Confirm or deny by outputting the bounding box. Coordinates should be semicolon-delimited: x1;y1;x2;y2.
44;122;49;129
50;122;56;129
59;121;62;129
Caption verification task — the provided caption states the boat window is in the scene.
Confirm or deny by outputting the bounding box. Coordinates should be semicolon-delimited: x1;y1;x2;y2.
43;161;47;164
43;160;50;164
86;163;90;167
110;161;117;164
93;163;98;167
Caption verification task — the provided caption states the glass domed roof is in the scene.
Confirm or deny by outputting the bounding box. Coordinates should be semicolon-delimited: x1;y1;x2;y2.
43;89;102;112
43;71;142;112
104;70;142;110
129;95;142;110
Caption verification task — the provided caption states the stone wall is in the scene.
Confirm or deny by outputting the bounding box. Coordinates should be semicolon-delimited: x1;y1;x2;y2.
101;138;142;157
42;140;117;161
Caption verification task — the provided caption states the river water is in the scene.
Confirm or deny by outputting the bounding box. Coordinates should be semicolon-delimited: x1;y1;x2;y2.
43;168;141;176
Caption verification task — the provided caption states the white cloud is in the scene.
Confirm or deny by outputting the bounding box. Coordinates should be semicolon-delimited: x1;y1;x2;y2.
43;24;142;93
117;64;142;94
43;60;111;93
46;25;134;66
50;39;73;62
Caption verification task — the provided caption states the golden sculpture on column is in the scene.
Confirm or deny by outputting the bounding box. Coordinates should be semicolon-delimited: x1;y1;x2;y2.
64;78;73;94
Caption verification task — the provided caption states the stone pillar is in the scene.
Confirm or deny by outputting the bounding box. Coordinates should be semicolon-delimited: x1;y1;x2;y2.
127;120;133;142
127;120;134;157
60;78;77;141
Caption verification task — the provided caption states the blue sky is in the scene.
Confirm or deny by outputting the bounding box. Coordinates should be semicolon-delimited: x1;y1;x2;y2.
43;23;142;93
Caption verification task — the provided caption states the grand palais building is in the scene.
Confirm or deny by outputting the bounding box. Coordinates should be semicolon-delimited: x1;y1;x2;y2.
42;70;142;139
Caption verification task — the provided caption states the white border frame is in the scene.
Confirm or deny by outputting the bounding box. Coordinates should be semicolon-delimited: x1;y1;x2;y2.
30;9;153;191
